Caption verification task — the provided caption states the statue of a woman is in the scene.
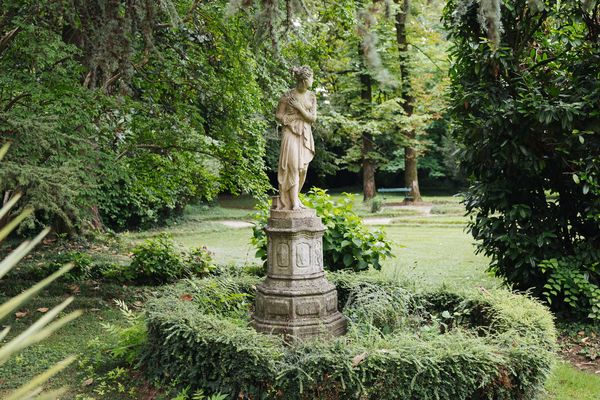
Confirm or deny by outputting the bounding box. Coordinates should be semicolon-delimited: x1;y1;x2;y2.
275;66;317;210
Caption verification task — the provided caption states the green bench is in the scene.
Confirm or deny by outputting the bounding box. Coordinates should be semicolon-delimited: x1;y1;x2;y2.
377;187;413;201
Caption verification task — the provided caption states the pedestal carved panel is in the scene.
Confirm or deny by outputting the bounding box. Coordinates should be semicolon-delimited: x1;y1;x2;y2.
252;204;347;340
296;242;310;268
276;242;290;267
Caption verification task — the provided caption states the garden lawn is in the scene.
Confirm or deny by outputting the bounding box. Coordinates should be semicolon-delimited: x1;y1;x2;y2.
1;194;599;398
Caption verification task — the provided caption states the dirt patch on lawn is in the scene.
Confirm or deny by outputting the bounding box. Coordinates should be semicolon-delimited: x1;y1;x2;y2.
558;329;600;374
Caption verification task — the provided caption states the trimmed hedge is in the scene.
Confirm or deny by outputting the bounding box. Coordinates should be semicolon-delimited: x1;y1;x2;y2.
142;273;556;399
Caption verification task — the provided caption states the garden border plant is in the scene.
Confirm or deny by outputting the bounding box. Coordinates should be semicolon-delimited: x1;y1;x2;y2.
140;272;556;400
11;233;218;286
252;188;392;272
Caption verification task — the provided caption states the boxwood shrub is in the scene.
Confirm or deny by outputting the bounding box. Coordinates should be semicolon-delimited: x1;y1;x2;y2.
142;273;556;400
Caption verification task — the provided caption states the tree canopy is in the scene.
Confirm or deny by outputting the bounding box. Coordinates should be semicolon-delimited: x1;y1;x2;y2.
1;0;456;233
1;1;275;231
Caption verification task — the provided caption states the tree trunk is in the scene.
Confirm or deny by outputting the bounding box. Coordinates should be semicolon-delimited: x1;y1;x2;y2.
359;46;376;201
405;146;420;200
395;0;422;202
363;135;376;201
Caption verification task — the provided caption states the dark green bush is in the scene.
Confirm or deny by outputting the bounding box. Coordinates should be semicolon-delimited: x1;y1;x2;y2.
48;250;95;281
24;250;105;282
142;273;556;399
252;188;393;272
443;0;600;319
13;236;216;285
370;197;383;213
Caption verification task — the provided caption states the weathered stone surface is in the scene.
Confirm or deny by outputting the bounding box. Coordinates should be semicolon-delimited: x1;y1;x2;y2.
274;66;316;211
252;201;347;341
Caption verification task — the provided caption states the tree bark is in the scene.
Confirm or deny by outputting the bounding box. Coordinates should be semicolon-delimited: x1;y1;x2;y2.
363;134;376;201
395;0;422;202
359;46;376;201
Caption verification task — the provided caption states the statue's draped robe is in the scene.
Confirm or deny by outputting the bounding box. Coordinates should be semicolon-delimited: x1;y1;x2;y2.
278;90;316;193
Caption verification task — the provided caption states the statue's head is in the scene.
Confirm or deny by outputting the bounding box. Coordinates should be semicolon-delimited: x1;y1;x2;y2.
292;65;314;90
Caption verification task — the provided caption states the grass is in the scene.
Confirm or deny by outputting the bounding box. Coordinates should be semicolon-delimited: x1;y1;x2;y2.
390;216;470;225
429;203;467;215
382;225;494;290
0;284;138;397
2;192;599;399
545;362;600;400
183;203;253;221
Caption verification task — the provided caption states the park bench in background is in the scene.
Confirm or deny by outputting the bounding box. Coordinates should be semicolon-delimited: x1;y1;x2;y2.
377;187;413;202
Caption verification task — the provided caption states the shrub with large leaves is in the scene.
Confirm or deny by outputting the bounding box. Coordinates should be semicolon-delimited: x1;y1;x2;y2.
444;0;600;319
252;188;392;272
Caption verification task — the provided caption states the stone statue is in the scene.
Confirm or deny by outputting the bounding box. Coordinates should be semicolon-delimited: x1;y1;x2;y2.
252;65;346;341
275;66;317;210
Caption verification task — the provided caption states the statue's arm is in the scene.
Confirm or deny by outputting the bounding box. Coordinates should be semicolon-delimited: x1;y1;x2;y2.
290;94;317;123
275;95;289;125
300;94;317;123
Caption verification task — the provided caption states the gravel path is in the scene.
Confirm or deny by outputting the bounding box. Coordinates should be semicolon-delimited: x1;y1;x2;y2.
219;220;254;229
218;204;434;228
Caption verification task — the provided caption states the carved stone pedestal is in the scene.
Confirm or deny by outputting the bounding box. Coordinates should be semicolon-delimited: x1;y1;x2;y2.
252;204;347;340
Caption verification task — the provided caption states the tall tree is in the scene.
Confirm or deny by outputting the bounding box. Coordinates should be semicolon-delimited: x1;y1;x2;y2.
359;46;377;200
395;0;422;201
0;0;272;232
233;0;450;195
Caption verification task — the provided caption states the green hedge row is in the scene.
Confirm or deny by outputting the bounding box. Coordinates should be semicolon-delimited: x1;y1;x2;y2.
142;273;556;399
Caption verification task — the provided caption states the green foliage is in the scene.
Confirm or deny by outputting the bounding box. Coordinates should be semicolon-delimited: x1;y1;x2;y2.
122;233;215;285
540;257;600;319
102;300;148;367
0;9;111;233
252;188;392;272
141;272;556;399
444;0;600;319
185;246;217;277
48;251;95;281
172;388;228;400
243;0;456;186
12;247;126;284
0;143;81;398
370;196;383;213
126;233;185;284
1;1;272;233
